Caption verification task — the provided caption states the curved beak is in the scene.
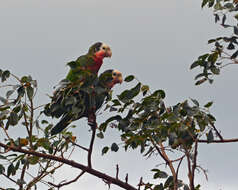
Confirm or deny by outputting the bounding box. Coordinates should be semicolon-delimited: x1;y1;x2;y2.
118;76;123;84
105;48;112;58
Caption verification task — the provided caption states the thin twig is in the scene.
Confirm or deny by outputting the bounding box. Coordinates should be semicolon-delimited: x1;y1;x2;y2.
198;138;238;143
209;121;223;141
116;164;119;179
88;123;97;168
48;171;85;189
69;139;89;152
2;172;18;185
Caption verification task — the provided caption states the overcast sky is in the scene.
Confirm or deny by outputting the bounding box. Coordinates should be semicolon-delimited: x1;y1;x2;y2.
0;0;238;189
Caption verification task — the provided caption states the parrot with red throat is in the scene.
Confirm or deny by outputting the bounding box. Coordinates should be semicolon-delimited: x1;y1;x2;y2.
50;69;123;136
65;42;112;124
66;42;112;83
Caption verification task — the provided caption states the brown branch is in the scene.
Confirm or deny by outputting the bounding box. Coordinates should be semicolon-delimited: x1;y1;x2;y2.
137;177;143;190
116;164;119;179
125;173;128;183
158;142;178;190
149;136;177;190
48;171;85;189
197;165;208;181
209;122;223;141
88;124;97;168
22;109;31;146
0;142;137;190
19;159;28;189
29;99;34;149
198;138;238;143
2;172;18;185
191;141;198;190
175;155;185;182
184;145;195;190
69;139;89;152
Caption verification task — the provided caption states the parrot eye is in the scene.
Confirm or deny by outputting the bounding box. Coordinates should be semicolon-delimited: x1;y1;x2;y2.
102;47;106;50
112;72;117;76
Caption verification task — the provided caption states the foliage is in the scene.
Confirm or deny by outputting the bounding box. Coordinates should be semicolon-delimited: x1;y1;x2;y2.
0;71;76;190
1;1;238;190
191;0;238;85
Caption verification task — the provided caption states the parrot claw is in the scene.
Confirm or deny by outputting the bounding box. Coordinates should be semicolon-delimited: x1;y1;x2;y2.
88;111;97;128
88;121;97;129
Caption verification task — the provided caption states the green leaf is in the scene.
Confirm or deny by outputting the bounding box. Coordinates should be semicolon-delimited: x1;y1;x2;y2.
153;89;166;99
6;90;15;99
210;67;220;75
201;0;209;8
214;14;220;23
190;98;199;107
154;184;163;190
0;164;5;174
207;114;216;121
234;26;238;36
41;120;49;124
231;50;238;59
195;78;207;85
141;85;149;92
164;176;174;188
31;80;37;87
102;146;109;155
21;76;30;83
204;101;213;108
8;112;18;126
224;3;234;9
1;70;10;82
28;156;39;165
124;75;135;82
111;143;119;152
153;171;168;179
117;83;141;103
0;96;7;104
7;163;15;177
96;132;104;139
17;86;25;97
190;61;200;69
26;86;34;100
227;42;235;50
222;14;226;25
207;130;214;143
234;14;238;21
208;0;215;8
198;53;209;60
184;184;190;190
111;99;121;106
214;2;222;10
0;155;7;160
17;179;26;185
208;53;218;64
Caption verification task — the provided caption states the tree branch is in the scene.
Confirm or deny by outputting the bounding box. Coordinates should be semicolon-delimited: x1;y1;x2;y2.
88;124;97;168
198;138;238;143
48;171;85;189
0;142;137;190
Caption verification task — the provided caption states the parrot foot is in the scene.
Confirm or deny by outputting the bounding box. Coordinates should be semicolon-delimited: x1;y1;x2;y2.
88;111;97;128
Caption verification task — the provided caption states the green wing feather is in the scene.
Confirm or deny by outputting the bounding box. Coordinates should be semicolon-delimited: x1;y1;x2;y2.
66;54;95;82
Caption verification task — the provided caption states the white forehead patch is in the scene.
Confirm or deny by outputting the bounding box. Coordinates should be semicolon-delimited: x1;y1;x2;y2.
112;69;122;77
101;43;109;50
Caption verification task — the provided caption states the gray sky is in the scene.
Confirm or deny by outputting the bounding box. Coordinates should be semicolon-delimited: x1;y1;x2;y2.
0;0;238;189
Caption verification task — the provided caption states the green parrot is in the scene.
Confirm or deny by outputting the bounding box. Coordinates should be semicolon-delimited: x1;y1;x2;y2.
66;42;112;83
66;42;112;124
49;69;123;136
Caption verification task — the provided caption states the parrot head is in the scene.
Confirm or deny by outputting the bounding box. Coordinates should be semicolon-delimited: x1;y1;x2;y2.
89;42;112;59
99;69;123;89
